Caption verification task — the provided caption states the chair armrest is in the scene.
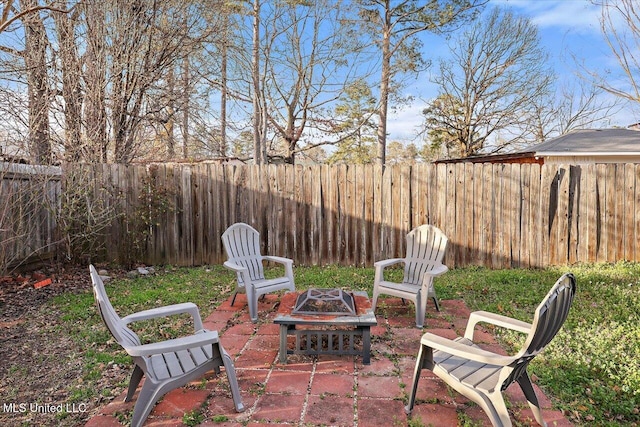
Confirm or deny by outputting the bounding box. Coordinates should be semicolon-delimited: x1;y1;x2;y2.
464;310;531;340
124;330;220;357
374;258;405;269
421;333;515;366
223;260;249;273
122;302;204;332
424;263;448;277
262;255;293;267
374;258;405;285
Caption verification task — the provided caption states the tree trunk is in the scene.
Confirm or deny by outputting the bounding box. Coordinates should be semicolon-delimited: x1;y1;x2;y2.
252;0;263;164
54;5;84;162
220;35;227;158
21;0;51;164
166;65;175;158
181;56;189;159
377;8;391;167
83;2;108;162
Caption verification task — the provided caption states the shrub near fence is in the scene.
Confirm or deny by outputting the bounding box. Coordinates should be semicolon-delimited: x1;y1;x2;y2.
78;162;640;269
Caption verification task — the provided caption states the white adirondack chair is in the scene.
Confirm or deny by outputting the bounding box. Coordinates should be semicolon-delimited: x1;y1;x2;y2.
221;223;295;323
405;273;577;427
372;224;448;328
89;265;244;427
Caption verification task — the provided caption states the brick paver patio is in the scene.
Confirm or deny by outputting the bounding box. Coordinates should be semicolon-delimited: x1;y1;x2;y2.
86;294;573;426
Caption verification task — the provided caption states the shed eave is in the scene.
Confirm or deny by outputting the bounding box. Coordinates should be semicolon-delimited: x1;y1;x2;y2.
535;151;640;157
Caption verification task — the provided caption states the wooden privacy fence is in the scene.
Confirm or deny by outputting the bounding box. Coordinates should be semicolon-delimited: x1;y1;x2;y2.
0;162;60;272
85;162;640;269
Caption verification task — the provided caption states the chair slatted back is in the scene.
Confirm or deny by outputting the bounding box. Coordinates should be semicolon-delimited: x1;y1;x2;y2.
221;223;265;282
502;273;576;390
90;265;141;349
403;225;448;286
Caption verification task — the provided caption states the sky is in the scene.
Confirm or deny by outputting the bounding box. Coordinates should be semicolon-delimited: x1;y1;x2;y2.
386;0;635;144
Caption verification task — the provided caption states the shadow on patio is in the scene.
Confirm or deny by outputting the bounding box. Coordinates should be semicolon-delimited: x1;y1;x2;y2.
86;294;572;427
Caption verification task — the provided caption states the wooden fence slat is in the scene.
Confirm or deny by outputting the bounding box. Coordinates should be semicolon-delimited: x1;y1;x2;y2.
635;165;640;262
540;164;555;267
614;164;625;261
605;164;617;262
371;165;382;260
585;164;597;262
520;164;531;268
492;164;503;268
444;164;456;267
510;164;521;268
354;164;366;266
624;164;635;261
478;163;493;266
557;165;570;265
454;163;465;266
464;163;474;267
529;164;541;268
381;165;393;261
411;164;424;227
595;164;607;262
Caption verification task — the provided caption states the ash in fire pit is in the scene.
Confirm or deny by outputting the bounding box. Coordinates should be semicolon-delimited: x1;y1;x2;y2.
292;289;356;316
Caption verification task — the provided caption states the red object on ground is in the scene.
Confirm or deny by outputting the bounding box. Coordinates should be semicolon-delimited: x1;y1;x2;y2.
34;278;52;289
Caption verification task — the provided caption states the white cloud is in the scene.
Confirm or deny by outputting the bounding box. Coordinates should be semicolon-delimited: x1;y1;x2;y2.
494;0;602;34
387;103;426;144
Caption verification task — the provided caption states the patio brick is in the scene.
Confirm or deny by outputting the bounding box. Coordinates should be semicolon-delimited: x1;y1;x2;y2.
357;375;402;399
255;322;280;335
206;310;237;324
84;415;125;427
386;315;419;328
264;370;311;394
305;395;355;426
357;354;396;376
357;398;407;427
218;334;250;358
224;322;256;336
310;372;355;396
234;348;278;369
217;294;247;311
315;355;355;374
236;368;269;395
410;402;461;426
152;388;209;416
245;334;279;351
252;393;305;423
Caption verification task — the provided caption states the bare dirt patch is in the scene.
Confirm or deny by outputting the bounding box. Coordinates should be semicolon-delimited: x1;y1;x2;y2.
0;265;127;427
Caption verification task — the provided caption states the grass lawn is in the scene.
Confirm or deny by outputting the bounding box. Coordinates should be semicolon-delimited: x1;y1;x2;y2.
52;262;640;426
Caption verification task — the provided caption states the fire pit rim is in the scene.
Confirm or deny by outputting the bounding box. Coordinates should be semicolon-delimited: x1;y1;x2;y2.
292;288;357;316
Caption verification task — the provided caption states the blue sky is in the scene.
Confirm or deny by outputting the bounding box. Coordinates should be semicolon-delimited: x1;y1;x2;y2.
387;0;635;144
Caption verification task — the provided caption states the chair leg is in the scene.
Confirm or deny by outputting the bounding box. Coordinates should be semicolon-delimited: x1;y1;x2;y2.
405;344;426;415
218;343;245;413
130;380;166;427
246;287;258;323
486;391;513;427
416;294;428;328
371;291;379;312
427;281;440;311
517;373;547;427
125;365;144;402
432;296;441;311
